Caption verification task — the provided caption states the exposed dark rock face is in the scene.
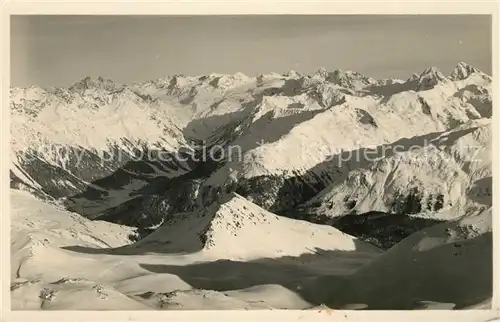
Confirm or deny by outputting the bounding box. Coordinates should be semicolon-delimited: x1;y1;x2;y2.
11;143;187;200
281;207;446;250
355;109;378;127
330;212;445;250
61;145;222;231
390;188;446;215
391;187;423;214
10;170;53;201
418;96;432;115
197;168;336;216
96;178;202;229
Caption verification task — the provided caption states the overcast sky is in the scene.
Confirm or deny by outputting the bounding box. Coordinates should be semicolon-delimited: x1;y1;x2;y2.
11;15;492;88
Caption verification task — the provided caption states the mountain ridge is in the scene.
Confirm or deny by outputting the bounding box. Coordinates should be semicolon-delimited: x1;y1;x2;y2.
9;61;494;310
10;61;492;231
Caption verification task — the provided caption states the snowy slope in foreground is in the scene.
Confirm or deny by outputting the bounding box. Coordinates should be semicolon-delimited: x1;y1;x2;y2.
12;188;490;310
10;189;380;310
327;207;493;309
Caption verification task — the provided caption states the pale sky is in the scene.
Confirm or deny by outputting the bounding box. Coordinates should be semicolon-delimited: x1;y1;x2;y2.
11;15;492;88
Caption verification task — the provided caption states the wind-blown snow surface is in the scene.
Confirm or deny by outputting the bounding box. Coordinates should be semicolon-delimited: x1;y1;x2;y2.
11;189;380;310
10;62;493;310
326;207;493;309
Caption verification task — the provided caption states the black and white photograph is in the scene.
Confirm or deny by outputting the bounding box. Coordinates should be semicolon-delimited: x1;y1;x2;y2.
5;10;496;313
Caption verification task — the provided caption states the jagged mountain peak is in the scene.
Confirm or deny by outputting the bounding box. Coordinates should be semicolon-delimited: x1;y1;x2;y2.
284;69;301;78
167;73;203;90
314;67;329;79
420;66;445;77
407;73;420;82
450;61;481;80
415;66;449;91
69;75;123;93
208;72;253;89
10;85;47;100
326;69;377;89
258;71;284;79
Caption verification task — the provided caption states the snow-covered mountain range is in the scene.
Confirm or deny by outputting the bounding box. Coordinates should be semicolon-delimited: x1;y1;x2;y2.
9;62;493;310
